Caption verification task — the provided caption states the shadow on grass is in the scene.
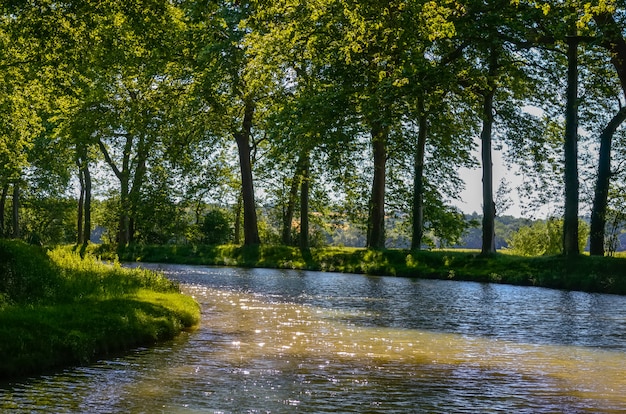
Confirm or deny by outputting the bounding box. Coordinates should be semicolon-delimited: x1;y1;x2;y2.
0;240;64;305
300;247;316;270
239;244;260;266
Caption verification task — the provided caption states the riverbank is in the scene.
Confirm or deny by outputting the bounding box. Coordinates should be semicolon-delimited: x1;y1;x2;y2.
0;241;200;379
101;243;626;295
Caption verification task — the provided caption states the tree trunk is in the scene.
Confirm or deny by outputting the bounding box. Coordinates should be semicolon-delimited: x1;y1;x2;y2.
83;161;92;246
234;193;243;245
411;99;428;250
119;177;131;245
563;35;580;256
97;137;134;246
234;99;260;245
0;184;8;238
12;184;19;239
589;107;626;255
591;12;626;255
367;122;387;249
481;49;498;256
128;136;147;245
129;217;136;243
194;201;203;226
77;167;85;245
282;154;306;246
299;155;310;249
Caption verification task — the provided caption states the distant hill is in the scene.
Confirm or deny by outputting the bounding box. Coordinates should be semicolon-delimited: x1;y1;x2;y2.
459;214;626;252
458;214;533;250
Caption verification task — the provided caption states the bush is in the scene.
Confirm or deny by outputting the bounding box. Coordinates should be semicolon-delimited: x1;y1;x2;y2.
507;218;589;256
201;209;232;245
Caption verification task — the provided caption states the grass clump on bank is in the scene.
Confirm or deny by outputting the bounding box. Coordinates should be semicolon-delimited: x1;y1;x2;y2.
0;240;200;379
103;243;626;295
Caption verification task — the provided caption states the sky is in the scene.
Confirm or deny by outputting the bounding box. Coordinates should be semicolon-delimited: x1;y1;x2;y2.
455;148;526;217
454;105;555;219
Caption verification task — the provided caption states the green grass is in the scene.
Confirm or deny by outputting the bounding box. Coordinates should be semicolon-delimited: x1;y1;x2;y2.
98;243;626;295
0;241;200;378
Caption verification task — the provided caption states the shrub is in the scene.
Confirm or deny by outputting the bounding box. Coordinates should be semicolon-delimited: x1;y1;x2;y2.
507;218;589;256
201;209;232;245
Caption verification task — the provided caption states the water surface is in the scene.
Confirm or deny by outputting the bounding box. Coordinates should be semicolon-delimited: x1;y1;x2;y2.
2;264;626;413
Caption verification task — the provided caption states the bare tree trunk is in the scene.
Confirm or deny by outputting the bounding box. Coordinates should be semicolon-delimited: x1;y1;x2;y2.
83;162;92;245
299;156;310;249
591;12;626;255
480;90;496;256
282;155;306;246
77;167;85;245
367;122;388;249
233;193;243;245
589;107;626;255
481;48;498;256
12;184;19;239
411;99;428;250
235;99;260;245
563;35;580;256
128;136;147;245
119;177;131;245
0;184;8;238
97;137;134;246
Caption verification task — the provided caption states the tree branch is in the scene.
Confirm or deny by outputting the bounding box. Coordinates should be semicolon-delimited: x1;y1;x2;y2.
97;139;123;180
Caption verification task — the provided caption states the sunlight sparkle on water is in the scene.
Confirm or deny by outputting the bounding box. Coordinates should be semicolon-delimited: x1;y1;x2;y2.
5;268;626;413
181;285;626;409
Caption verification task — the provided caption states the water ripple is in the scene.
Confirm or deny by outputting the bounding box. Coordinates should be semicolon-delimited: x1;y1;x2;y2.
2;264;626;413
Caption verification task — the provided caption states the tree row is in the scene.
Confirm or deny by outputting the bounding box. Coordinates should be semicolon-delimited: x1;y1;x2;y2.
2;0;626;256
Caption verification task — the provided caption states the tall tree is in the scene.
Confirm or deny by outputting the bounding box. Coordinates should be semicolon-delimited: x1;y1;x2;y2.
455;0;542;255
81;1;189;245
589;107;626;255
187;0;264;245
251;0;461;248
411;96;429;250
405;91;477;249
562;30;581;256
588;9;626;255
0;3;41;238
479;47;499;256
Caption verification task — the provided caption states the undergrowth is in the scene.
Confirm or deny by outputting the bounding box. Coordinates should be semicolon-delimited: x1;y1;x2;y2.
0;240;200;378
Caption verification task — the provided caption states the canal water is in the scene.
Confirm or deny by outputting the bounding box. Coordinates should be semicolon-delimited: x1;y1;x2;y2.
2;264;626;413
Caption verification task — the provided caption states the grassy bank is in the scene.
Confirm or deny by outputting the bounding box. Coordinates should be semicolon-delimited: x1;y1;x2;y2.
0;241;200;379
102;243;626;295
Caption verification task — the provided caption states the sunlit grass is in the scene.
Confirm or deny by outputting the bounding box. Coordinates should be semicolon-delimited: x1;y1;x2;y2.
0;241;200;378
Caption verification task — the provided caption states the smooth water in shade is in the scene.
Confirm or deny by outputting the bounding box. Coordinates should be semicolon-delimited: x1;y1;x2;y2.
2;264;626;413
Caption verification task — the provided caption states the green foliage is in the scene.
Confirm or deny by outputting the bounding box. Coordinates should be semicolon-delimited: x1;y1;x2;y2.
508;218;590;256
20;196;77;245
0;239;59;305
92;196;121;244
0;241;199;378
3;0;626;267
134;165;190;244
201;209;232;245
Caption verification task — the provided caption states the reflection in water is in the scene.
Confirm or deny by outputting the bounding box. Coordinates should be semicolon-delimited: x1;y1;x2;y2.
2;265;626;413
